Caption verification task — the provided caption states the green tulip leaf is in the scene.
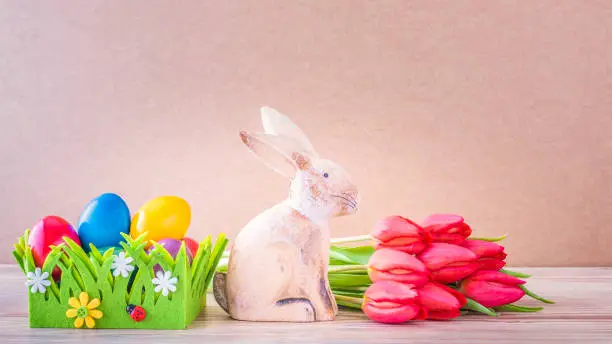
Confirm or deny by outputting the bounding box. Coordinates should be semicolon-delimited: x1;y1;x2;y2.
329;250;354;265
500;268;532;278
520;285;555;304
470;234;508;242
462;298;499;316
329;245;375;266
495;304;543;313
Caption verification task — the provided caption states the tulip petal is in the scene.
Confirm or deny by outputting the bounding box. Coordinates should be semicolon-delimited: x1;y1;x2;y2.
431;262;480;284
371;216;425;243
429;232;469;244
362;302;423;324
369;268;429;288
478;258;506;271
362;280;424;323
364;280;419;304
418;243;477;271
378;236;421;246
422;214;472;244
439;283;467;308
468;270;526;285
374;241;428;255
415;307;428;320
369;248;428;273
423;214;472;244
366;300;406;309
419;282;462;312
461;240;505;258
461;280;525;307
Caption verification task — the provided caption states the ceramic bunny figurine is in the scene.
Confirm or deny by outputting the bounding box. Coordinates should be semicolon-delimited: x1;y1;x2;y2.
213;107;359;322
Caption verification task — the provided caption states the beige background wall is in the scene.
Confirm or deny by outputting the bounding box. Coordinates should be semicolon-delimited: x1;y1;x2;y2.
1;1;611;266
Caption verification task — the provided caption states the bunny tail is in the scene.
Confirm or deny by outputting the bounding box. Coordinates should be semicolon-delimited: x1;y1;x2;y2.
213;271;230;314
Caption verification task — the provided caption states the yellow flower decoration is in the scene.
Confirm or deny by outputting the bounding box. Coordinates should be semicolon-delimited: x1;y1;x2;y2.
65;292;103;328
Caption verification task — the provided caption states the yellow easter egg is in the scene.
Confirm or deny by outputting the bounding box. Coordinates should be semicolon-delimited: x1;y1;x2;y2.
130;196;191;243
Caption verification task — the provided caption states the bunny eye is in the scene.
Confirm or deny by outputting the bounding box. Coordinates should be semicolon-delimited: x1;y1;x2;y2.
323;172;329;178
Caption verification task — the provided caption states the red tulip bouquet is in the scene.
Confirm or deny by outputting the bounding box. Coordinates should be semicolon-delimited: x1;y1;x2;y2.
328;214;554;323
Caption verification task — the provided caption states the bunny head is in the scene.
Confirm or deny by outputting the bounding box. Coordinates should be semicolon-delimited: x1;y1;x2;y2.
239;107;359;222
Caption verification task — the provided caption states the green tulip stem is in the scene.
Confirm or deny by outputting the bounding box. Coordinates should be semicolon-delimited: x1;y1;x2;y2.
520;285;555;304
462;298;499;316
495;304;544;313
328;265;368;273
470;234;508;242
331;235;372;245
500;268;532;278
333;286;368;292
332;289;365;298
334;294;364;310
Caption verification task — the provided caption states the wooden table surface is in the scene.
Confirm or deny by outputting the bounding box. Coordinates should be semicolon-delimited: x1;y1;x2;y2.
1;265;611;343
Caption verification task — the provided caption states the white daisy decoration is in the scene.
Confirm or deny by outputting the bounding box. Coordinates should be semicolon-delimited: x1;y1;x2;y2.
152;270;178;296
26;267;51;294
111;252;135;278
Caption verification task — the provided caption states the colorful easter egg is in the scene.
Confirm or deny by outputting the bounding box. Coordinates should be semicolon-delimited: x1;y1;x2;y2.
78;193;131;252
148;238;193;273
28;216;81;277
130;196;191;243
96;246;123;255
183;237;199;256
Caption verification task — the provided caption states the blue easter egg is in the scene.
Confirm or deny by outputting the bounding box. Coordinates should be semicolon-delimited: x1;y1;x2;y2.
96;246;123;255
78;193;131;252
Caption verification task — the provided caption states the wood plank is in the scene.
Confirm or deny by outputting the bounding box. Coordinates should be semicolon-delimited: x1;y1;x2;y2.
1;265;611;343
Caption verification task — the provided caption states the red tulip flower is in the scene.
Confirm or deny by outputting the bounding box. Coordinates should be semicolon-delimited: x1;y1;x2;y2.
461;239;507;271
418;282;466;320
417;243;480;283
368;248;430;288
362;280;427;323
422;214;471;244
460;270;526;307
371;216;430;254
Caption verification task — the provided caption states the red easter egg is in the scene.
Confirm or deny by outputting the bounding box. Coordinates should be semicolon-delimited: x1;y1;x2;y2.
28;216;81;276
183;237;199;256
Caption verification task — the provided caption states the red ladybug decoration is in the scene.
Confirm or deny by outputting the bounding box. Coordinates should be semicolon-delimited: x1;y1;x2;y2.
126;304;146;322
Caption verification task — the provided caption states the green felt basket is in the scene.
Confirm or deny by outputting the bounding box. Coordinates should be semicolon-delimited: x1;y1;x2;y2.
13;230;228;329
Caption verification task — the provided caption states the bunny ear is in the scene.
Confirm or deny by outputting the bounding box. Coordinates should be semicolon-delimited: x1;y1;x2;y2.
239;130;311;179
260;107;318;157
